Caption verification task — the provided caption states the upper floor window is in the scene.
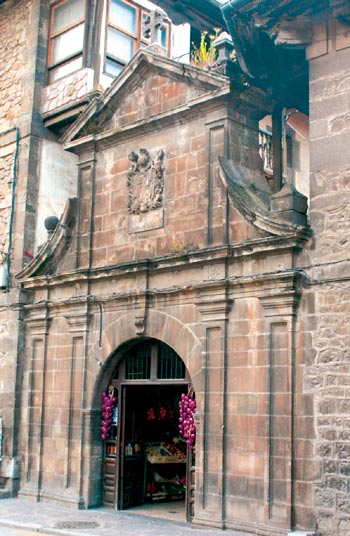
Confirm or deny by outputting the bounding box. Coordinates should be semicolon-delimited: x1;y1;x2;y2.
48;0;86;83
105;0;170;78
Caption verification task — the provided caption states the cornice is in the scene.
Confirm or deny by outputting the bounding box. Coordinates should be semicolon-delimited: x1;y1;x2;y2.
196;292;233;323
222;0;350;27
18;234;308;292
21;268;303;319
25;311;51;336
65;311;91;333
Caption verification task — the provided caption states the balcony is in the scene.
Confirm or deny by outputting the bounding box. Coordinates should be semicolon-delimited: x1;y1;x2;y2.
259;128;273;177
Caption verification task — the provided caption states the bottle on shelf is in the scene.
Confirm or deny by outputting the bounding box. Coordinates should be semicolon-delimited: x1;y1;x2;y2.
125;443;133;456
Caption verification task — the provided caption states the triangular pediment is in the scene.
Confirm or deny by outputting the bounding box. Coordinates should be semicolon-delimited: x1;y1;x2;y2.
62;48;230;149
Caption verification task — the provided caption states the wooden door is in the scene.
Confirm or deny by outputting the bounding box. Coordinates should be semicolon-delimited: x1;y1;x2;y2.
118;386;146;509
186;446;195;521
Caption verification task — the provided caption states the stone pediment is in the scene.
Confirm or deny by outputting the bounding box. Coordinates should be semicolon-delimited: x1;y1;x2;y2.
61;48;230;150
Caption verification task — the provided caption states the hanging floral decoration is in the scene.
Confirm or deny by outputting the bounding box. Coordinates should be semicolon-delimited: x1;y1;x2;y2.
101;386;117;440
178;388;196;449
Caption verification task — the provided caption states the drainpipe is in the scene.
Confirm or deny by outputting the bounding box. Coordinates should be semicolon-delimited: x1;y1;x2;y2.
220;0;253;78
221;0;249;11
4;127;20;291
221;0;250;30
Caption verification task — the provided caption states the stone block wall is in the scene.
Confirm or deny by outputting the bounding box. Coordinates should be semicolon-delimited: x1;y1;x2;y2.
0;0;51;272
0;0;43;496
75;97;245;269
19;307;89;506
19;61;302;532
19;255;303;534
103;73;210;131
225;297;267;523
0;0;34;132
72;64;268;273
0;0;37;255
90;120;211;267
0;139;15;254
300;18;350;536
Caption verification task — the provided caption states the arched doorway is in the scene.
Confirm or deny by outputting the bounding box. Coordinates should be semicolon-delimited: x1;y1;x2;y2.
100;338;196;521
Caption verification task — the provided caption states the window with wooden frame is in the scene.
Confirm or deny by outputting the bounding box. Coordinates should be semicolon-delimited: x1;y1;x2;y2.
105;0;170;78
48;0;86;83
120;340;187;382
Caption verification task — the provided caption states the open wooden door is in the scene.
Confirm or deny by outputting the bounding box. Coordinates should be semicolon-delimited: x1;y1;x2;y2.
186;446;195;521
118;386;146;509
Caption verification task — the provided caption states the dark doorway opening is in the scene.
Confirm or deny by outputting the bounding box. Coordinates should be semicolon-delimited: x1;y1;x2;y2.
101;339;195;522
119;384;187;509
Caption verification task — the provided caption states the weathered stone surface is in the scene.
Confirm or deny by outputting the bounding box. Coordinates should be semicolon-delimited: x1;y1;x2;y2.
300;17;350;536
1;2;350;535
41;68;94;117
0;0;46;498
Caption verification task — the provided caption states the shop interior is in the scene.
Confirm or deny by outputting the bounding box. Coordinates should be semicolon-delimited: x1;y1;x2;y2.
102;384;192;520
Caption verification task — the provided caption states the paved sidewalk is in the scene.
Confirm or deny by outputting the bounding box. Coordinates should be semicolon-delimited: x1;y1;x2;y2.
0;498;253;536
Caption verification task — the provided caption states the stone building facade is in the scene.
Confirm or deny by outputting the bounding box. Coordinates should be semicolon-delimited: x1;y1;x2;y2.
0;0;48;497
1;1;350;536
300;15;350;536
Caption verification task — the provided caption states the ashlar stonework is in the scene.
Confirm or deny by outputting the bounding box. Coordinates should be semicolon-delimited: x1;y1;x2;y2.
16;48;311;536
1;1;350;536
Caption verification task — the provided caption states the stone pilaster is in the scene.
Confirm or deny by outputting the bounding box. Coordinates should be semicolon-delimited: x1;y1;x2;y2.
192;291;232;528
77;157;96;269
19;310;51;502
260;282;301;530
62;310;91;508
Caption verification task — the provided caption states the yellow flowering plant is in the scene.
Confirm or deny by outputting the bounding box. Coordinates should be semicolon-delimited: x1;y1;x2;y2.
191;28;221;69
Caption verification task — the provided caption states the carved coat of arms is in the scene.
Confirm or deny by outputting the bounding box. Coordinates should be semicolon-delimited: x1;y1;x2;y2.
127;148;165;214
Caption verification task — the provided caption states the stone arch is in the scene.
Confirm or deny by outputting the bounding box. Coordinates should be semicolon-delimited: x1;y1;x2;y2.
85;308;203;510
89;309;203;409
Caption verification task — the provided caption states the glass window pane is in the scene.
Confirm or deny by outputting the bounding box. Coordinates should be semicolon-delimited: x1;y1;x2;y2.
53;0;85;33
105;58;124;77
49;56;82;83
109;0;136;34
107;27;134;63
125;346;151;380
157;344;185;379
52;23;84;64
159;28;167;48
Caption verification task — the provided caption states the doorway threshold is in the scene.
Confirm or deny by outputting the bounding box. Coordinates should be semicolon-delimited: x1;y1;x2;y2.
126;500;186;523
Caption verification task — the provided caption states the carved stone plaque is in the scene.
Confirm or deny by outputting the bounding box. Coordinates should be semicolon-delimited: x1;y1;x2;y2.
127;148;165;214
